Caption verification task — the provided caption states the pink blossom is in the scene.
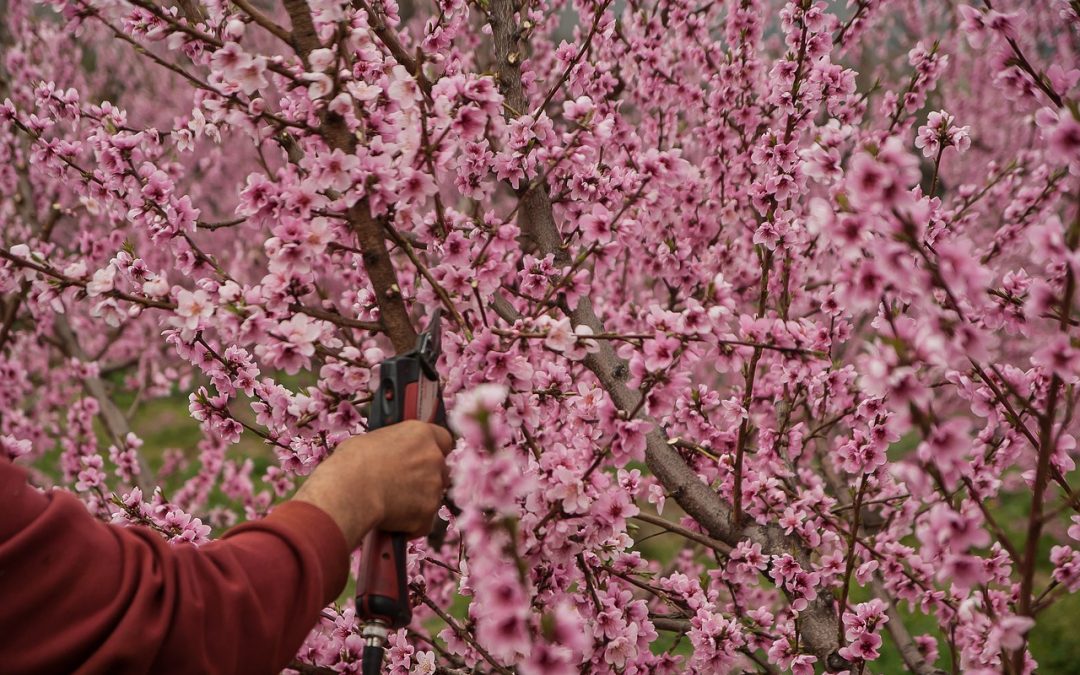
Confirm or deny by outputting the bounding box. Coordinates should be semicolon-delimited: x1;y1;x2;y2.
915;110;971;158
989;615;1035;652
411;650;436;675
1049;115;1080;164
938;553;988;590
579;204;613;244
1051;546;1080;591
847;137;921;209
303;73;333;99
312;149;359;193
647;483;666;515
307;48;335;72
1032;335;1080;383
643;334;681;371
261;315;323;374
174;289;214;330
540;316;575;352
234;56;268;95
448;384;508;446
603;623;638;667
790;654;816;675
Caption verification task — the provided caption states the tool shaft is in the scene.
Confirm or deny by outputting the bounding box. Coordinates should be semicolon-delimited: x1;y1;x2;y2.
356;313;446;672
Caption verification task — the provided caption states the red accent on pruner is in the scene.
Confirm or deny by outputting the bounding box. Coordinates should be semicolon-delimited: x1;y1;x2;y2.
355;530;405;624
402;382;419;421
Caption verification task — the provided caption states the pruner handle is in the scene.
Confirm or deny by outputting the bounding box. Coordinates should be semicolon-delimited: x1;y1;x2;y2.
355;529;411;628
356;346;445;630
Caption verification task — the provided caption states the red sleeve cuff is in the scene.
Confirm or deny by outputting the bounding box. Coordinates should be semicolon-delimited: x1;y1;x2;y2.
252;500;350;604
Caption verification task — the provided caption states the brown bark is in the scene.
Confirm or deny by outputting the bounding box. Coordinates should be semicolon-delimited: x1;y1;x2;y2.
281;0;417;354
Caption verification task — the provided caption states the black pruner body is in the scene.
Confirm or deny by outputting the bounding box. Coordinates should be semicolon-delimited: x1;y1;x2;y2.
356;311;447;650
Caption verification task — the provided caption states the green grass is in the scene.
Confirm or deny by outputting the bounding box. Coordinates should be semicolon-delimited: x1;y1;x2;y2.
1028;592;1080;673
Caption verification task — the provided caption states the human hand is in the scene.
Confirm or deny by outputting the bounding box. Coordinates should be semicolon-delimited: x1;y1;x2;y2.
293;421;453;549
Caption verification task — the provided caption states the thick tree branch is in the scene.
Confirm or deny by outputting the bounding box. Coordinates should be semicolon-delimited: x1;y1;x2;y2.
632;511;733;556
281;0;418;353
281;0;322;63
174;0;206;24
487;0;841;663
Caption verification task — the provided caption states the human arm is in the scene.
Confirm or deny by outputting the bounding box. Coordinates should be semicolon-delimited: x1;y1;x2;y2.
0;421;451;675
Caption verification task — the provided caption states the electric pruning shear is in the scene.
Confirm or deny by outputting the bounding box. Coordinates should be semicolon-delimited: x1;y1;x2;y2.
357;310;447;675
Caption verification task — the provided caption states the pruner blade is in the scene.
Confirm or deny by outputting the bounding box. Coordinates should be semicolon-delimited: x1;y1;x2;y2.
415;309;442;377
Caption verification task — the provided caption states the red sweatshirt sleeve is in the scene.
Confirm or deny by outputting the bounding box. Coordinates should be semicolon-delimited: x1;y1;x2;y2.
0;456;349;675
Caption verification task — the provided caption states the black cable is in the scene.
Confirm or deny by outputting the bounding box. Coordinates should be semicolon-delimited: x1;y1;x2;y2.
361;644;385;675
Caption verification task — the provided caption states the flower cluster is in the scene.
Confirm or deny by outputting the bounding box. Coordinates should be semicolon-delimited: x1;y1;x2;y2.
2;0;1080;672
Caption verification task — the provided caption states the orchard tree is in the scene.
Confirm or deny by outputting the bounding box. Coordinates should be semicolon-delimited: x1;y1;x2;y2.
2;0;1080;672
